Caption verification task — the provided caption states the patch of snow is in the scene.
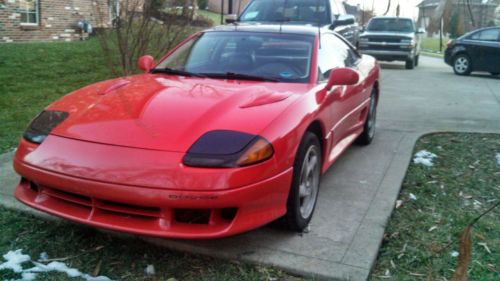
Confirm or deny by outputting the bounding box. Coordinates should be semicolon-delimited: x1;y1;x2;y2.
0;249;31;273
38;252;49;262
409;193;417;201
46;261;82;277
451;251;459;257
145;264;155;275
0;249;112;281
395;200;403;208
413;150;437;167
496;153;500;165
20;272;37;281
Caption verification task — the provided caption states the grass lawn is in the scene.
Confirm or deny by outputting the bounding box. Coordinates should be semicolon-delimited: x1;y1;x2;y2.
421;51;444;59
371;133;500;280
421;37;448;54
0;39;115;154
0;207;297;281
198;9;223;25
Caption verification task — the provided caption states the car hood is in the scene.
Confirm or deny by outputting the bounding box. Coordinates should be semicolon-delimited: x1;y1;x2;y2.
48;74;308;152
360;31;414;39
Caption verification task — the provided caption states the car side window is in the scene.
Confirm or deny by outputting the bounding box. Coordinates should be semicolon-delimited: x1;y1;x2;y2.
317;33;358;81
470;29;500;41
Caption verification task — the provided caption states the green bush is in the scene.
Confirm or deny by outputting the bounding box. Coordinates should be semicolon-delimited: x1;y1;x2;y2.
198;0;208;9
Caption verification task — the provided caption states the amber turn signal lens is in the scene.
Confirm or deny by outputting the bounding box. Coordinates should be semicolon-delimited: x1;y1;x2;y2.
237;138;274;166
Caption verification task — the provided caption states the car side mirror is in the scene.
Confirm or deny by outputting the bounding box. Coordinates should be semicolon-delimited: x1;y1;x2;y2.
330;15;356;30
325;68;359;91
138;55;154;73
225;14;237;24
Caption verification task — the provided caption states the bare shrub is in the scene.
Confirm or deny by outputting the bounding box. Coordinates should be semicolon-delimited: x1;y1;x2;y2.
93;0;199;76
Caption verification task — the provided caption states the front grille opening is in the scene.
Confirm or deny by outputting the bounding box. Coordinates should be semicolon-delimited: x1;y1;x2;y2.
45;188;92;205
174;209;211;224
98;208;157;221
100;200;161;214
29;181;39;192
220;208;237;221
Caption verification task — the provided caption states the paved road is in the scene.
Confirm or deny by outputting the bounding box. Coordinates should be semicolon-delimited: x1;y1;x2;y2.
1;56;499;280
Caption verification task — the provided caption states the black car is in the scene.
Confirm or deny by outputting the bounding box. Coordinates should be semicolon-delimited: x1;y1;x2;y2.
233;0;359;46
445;27;500;76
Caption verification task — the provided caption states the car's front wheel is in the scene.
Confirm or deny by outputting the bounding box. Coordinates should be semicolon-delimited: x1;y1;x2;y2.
453;54;472;75
356;88;377;145
284;132;321;231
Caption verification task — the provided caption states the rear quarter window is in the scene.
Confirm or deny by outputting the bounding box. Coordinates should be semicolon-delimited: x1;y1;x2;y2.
469;29;500;41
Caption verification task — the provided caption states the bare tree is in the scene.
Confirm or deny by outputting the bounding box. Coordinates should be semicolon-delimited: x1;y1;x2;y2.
383;0;391;16
465;0;476;27
360;9;375;26
428;0;453;33
93;0;196;75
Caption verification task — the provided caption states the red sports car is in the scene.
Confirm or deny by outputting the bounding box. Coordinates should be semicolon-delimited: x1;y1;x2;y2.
13;24;380;239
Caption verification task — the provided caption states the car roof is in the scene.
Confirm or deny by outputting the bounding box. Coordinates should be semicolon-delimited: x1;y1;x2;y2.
369;16;414;21
205;23;322;36
470;26;500;32
458;26;500;39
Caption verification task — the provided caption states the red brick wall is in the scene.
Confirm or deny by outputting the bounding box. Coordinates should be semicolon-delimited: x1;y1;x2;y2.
0;0;111;43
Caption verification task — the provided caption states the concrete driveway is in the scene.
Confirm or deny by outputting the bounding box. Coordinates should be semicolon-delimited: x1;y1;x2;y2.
1;56;499;280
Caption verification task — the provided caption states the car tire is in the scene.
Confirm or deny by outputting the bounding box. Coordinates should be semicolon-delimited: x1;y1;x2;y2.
415;55;419;67
284;132;321;232
453;54;472;76
405;58;415;69
356;88;377;145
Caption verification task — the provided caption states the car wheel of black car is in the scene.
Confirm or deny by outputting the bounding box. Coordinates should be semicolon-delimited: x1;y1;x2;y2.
453;54;472;75
415;55;419;67
356;88;377;145
284;132;321;232
405;58;415;69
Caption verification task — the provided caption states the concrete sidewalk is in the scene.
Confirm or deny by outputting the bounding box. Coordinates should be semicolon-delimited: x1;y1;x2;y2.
1;56;500;280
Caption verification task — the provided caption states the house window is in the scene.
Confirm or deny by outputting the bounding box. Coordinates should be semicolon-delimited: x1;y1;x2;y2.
108;0;120;21
19;0;39;26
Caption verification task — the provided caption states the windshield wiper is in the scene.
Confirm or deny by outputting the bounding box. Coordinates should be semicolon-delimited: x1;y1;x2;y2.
201;72;279;82
151;67;206;78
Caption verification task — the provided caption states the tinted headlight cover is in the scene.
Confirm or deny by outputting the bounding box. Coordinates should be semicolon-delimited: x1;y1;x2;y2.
23;110;69;144
183;130;274;168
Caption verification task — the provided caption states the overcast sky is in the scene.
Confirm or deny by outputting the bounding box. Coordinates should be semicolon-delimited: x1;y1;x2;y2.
345;0;422;19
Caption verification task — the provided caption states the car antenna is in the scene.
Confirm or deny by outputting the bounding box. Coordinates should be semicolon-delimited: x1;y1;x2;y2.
317;0;321;48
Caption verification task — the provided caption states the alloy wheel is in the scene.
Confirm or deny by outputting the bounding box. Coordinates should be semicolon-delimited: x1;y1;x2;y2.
366;95;377;139
454;57;469;74
298;145;320;219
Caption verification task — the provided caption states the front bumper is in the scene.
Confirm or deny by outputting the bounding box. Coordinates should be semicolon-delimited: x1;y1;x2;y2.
13;137;292;239
358;49;414;62
444;48;453;66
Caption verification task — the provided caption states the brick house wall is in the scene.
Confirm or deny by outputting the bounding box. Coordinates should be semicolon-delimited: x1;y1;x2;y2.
0;0;112;43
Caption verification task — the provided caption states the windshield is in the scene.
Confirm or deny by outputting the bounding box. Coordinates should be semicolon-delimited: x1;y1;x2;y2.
154;32;314;83
367;18;415;33
239;0;331;26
